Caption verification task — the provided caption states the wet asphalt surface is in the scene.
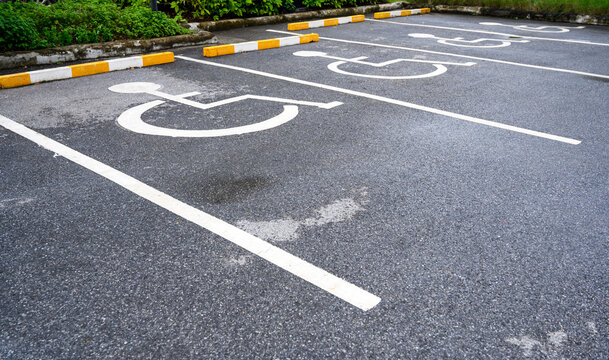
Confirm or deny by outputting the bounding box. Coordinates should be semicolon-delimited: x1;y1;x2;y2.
1;13;608;359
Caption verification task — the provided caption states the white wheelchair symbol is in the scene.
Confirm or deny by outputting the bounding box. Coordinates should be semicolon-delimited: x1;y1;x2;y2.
480;22;585;33
293;51;475;80
109;82;342;137
409;33;529;48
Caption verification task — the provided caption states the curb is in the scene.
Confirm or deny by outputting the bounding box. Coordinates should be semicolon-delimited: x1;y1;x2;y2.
203;34;319;57
288;15;365;30
374;8;430;19
431;5;609;25
0;52;174;89
196;2;413;31
0;32;216;71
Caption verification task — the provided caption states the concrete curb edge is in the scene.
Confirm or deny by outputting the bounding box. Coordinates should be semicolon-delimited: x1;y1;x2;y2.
0;32;216;71
0;52;175;89
196;2;412;31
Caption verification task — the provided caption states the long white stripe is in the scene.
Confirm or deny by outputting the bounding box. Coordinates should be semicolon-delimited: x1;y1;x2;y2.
176;55;580;145
368;19;609;47
265;29;609;80
0;114;381;311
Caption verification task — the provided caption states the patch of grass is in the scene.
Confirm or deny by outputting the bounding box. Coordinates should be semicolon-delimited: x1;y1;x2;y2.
0;0;191;52
424;0;609;16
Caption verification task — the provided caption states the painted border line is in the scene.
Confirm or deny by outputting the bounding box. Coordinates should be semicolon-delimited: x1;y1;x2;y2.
288;15;365;31
0;52;174;89
374;8;430;19
0;113;381;311
203;34;319;57
266;29;609;80
177;55;581;145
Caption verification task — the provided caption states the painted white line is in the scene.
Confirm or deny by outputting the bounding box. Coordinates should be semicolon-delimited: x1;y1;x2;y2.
176;55;581;145
479;22;586;33
266;29;609;80
368;18;609;47
0;113;381;311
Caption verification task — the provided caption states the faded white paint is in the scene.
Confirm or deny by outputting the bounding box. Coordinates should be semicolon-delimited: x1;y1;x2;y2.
238;196;367;243
506;336;544;357
587;321;598;334
0;197;35;208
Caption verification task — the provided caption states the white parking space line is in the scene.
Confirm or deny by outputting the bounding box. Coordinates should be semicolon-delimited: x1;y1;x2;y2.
266;29;609;80
368;19;609;47
0;114;381;311
177;56;580;145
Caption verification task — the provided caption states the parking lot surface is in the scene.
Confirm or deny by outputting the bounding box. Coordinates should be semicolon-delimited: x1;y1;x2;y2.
1;12;608;358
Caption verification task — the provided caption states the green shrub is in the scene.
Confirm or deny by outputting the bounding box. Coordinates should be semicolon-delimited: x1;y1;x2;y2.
119;0;296;21
0;0;191;51
302;0;378;9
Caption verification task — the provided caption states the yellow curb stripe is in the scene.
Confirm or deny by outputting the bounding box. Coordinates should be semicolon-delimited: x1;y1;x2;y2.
203;34;318;57
299;33;319;43
324;18;339;27
0;73;31;89
257;38;281;50
203;44;236;57
140;52;175;67
287;22;310;31
0;52;175;90
288;15;365;31
374;8;430;19
69;61;110;78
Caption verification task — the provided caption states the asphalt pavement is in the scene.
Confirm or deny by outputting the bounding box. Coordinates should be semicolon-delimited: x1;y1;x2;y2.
1;12;608;359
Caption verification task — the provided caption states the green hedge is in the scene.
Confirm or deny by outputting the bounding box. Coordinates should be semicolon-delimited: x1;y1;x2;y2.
120;0;296;21
0;0;191;51
302;0;379;9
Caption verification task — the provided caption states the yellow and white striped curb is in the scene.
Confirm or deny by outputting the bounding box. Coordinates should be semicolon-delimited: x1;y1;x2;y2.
203;34;319;57
287;15;365;31
0;52;174;89
374;8;431;19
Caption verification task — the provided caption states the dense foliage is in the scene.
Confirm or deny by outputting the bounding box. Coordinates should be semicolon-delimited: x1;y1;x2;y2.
118;0;297;21
0;0;190;51
302;0;378;10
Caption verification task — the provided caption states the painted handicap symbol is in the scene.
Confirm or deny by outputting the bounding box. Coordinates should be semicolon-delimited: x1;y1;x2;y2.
293;51;475;80
409;33;529;48
109;82;342;137
480;22;585;33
